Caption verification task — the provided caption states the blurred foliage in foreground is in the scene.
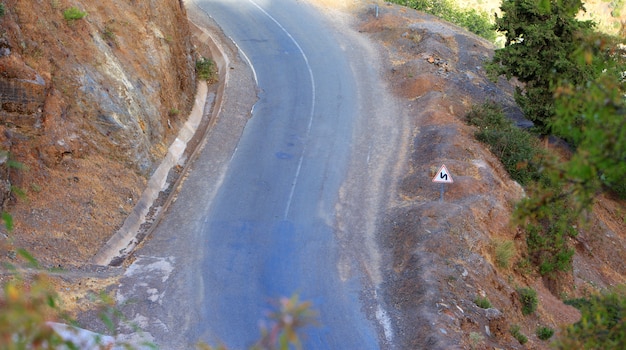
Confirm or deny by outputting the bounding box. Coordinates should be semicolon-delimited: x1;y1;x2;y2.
1;249;317;349
199;295;318;350
557;285;626;349
0;250;76;349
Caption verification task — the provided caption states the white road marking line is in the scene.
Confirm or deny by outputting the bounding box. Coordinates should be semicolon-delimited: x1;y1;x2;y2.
246;0;317;220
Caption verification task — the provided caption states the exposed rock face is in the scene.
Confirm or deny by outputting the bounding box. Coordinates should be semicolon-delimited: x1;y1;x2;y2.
1;0;195;174
0;0;197;266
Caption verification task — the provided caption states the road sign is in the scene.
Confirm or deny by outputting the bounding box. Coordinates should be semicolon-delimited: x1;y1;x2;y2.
432;164;453;184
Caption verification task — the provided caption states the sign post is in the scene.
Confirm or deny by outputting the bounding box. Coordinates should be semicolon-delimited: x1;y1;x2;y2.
432;164;453;202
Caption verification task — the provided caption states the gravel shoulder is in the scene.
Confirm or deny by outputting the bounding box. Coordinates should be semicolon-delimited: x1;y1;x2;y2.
311;4;411;348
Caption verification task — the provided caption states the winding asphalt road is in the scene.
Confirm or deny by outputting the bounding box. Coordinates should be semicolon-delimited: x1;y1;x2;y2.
113;1;389;349
194;0;380;347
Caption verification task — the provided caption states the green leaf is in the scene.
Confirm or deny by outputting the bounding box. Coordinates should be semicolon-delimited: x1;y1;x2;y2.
47;295;57;308
6;159;25;170
537;0;551;13
11;185;26;199
2;211;13;231
99;312;114;333
17;248;39;268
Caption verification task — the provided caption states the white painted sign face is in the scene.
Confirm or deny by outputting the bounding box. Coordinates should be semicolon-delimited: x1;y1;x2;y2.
432;164;453;183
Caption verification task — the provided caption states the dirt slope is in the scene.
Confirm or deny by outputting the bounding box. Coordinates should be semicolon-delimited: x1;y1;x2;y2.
336;2;626;349
0;0;196;268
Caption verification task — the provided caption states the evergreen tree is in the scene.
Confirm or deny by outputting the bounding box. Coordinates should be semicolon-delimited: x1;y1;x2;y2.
487;0;595;134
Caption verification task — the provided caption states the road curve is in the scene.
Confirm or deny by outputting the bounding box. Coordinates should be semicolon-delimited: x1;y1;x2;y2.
112;1;394;349
193;0;379;348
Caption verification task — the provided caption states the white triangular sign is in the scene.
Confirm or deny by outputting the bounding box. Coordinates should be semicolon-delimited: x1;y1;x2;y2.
432;164;453;183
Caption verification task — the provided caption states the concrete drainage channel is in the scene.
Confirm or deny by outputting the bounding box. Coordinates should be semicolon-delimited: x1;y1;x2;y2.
91;20;231;267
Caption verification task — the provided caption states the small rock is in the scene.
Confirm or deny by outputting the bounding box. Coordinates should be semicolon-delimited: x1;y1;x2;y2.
484;307;502;320
0;38;11;57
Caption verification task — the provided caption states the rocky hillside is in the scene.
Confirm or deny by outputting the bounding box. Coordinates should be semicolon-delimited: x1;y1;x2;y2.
0;0;196;267
346;3;626;349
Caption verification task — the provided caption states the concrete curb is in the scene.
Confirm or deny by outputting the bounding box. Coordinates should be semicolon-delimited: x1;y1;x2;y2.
91;20;231;266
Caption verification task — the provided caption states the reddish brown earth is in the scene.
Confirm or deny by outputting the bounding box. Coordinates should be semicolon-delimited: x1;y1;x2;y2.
0;0;205;325
0;0;196;270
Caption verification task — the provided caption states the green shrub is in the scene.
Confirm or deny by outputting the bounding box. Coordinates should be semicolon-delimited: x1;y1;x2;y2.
454;8;496;42
519;179;578;276
511;324;528;344
196;57;217;82
465;103;542;186
0;3;5;17
389;0;497;42
465;102;510;129
168;108;180;117
467;103;579;276
475;126;538;185
526;213;576;276
494;239;515;268
474;296;492;309
63;6;87;22
518;287;538;315
536;326;554;340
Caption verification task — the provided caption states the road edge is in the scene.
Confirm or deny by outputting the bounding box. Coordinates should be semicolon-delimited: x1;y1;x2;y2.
90;18;232;266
